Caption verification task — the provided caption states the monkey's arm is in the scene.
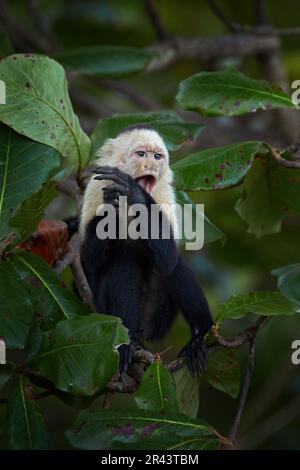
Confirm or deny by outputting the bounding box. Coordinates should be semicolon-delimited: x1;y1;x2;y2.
93;166;178;275
165;256;214;375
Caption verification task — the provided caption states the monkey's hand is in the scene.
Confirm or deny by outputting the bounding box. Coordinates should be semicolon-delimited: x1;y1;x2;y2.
117;338;145;374
178;334;208;376
93;166;148;207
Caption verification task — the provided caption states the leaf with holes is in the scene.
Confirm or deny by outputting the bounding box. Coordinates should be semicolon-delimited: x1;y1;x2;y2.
235;153;300;237
172;141;266;191
0;260;33;349
2;376;51;449
0;54;90;171
203;349;240;398
66;409;219;450
215;291;299;324
55;46;157;77
272;264;300;307
135;361;179;412
28;313;128;395
10;251;90;321
0;125;60;240
91;111;203;157
176;68;298;117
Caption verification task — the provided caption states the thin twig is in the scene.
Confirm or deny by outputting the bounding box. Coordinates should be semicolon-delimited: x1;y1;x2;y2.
271;147;300;168
70;252;96;310
144;0;169;41
207;0;239;32
229;337;257;441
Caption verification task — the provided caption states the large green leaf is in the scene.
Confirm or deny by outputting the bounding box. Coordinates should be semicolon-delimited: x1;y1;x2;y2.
0;54;90;170
215;291;299;324
203;349;240;399
2;376;51;449
176;190;225;245
173;366;200;418
10;182;58;241
66;409;219;450
135;361;179;412
28;313;128;395
0;261;33;349
176;68;298;117
236;153;300;238
172;141;265;191
91;111;203;156
272;264;300;306
55;46;156;77
10;251;90;320
0;125;60;240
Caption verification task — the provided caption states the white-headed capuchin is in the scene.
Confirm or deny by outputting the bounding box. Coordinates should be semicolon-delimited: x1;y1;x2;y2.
79;124;213;375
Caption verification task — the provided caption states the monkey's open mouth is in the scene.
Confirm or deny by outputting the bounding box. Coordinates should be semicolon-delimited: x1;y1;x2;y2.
135;175;157;193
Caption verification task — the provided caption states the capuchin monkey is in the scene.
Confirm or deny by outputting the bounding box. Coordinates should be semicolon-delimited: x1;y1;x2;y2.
79;124;213;375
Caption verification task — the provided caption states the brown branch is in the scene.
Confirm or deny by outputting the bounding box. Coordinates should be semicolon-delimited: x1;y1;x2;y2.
144;0;169;41
271;147;300;168
146;34;280;71
211;316;268;348
70;252;96;311
56;176;83;212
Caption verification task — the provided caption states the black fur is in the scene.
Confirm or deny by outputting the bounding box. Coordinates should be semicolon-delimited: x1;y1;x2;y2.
81;167;214;375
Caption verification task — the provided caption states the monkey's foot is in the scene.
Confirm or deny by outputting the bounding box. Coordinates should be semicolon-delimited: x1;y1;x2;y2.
178;335;208;376
117;339;144;374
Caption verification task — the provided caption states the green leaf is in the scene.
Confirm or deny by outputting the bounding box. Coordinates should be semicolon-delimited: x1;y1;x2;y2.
203;349;240;399
236;152;300;238
0;54;90;170
0;125;60;240
176;68;298;117
173;366;200;418
55;46;156;77
215;291;299;324
10;251;90;320
28;313;128;395
0;363;13;392
135;361;179;412
0;260;33;349
66;409;219;450
2;376;51;449
9;182;58;241
272;264;300;306
172;141;265;191
176;190;225;244
91;111;203;156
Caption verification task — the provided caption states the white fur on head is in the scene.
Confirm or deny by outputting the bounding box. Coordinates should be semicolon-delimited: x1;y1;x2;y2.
80;128;178;238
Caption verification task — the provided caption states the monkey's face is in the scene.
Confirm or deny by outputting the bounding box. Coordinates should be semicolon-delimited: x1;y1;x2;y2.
117;132;169;194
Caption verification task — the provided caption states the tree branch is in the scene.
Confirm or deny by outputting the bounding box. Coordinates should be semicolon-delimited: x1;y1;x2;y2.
144;0;169;41
229;337;257;442
146;34;280;71
271;147;300;168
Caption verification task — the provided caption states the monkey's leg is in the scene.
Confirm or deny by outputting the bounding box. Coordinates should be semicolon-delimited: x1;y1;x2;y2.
164;256;214;375
95;250;145;373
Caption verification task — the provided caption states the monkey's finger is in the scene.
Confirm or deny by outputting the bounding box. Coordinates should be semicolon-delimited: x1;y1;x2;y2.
93;167;130;184
104;183;129;195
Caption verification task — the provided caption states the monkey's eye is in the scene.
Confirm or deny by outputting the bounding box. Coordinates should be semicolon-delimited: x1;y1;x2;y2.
136;151;146;157
154;153;162;160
